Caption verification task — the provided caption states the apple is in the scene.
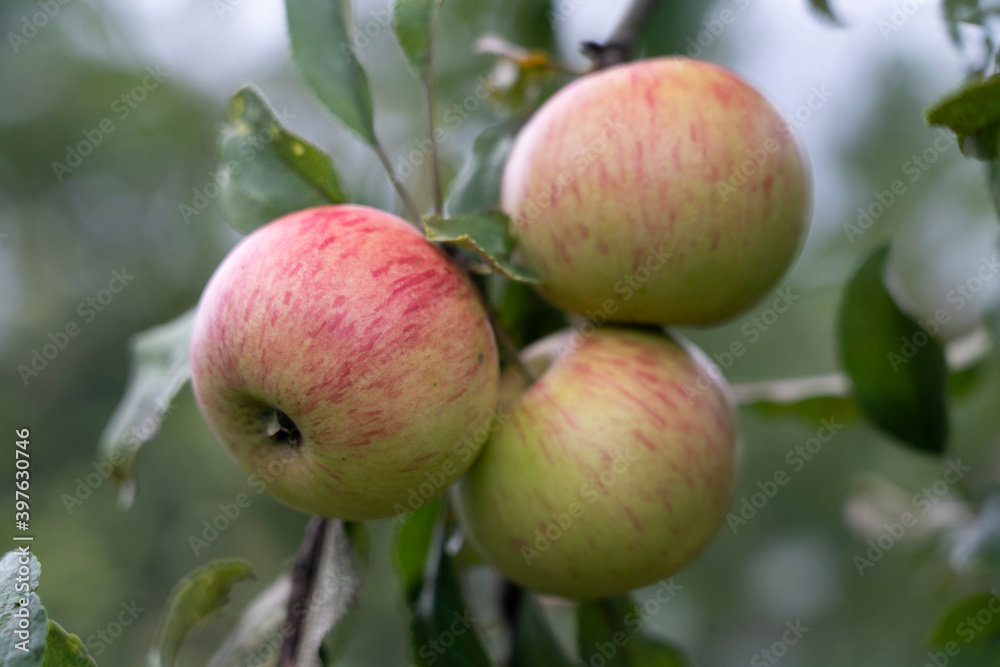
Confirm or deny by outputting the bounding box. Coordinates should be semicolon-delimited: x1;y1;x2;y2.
190;205;500;520
454;327;740;599
501;57;811;325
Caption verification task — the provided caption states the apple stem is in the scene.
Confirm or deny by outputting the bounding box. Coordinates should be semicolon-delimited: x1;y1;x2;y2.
583;0;659;69
425;0;446;217
373;142;424;228
278;516;327;667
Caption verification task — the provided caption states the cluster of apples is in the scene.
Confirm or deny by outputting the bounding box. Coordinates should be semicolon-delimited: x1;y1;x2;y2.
190;58;810;599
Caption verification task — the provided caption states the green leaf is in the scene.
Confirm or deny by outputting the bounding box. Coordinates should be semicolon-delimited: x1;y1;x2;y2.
286;0;376;145
398;505;490;667
931;592;1000;646
577;598;690;667
295;521;371;667
445;123;516;216
207;574;290;667
219;86;347;235
98;309;195;508
838;246;949;453
510;595;573;667
146;559;255;667
807;0;842;24
928;74;1000;136
0;550;47;666
42;621;97;667
393;499;441;605
392;0;445;81
425;212;539;282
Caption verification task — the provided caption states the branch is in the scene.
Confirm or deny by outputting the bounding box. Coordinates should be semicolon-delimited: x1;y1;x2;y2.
279;516;328;667
425;0;445;216
582;0;659;69
730;326;992;405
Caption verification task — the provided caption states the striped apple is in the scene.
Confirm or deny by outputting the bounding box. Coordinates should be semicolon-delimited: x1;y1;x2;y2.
190;205;499;520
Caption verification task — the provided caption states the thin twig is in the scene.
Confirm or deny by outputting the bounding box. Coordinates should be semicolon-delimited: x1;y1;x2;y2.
488;305;537;383
426;0;445;216
373;142;423;227
279;516;328;667
583;0;659;69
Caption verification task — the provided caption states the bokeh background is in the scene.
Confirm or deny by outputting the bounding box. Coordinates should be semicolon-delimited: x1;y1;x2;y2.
4;0;1000;665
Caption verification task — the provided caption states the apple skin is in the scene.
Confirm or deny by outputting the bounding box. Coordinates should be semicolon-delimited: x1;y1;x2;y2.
454;327;740;599
190;205;499;520
501;57;811;325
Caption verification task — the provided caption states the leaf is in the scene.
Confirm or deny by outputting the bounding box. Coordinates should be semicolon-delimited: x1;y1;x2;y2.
510;595;573;667
838;246;949;453
218;86;347;235
0;550;47;666
286;0;376;145
577;598;691;667
42;621;97;667
398;505;490;667
206;574;290;667
393;499;441;605
931;592;1000;646
445;123;516;216
146;559;255;667
294;521;371;667
807;0;842;25
927;74;1000;159
392;0;445;81
98;309;195;508
425;212;539;282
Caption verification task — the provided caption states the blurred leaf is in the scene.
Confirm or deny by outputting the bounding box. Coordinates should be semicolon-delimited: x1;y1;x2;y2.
207;575;290;667
146;559;255;667
807;0;842;25
488;274;567;349
393;499;441;605
0;551;47;666
927;74;1000;159
294;522;371;667
931;592;1000;647
510;595;573;667
286;0;376;144
398;504;490;667
425;212;540;282
950;360;989;399
42;621;96;667
578;598;689;666
749;395;860;423
393;0;445;80
635;0;728;57
838;246;948;453
98;309;195;508
218;87;347;235
445;123;516;216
